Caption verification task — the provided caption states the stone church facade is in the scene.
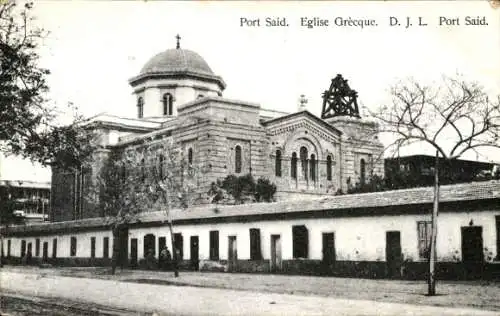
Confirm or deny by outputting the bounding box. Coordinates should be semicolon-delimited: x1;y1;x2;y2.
51;39;384;222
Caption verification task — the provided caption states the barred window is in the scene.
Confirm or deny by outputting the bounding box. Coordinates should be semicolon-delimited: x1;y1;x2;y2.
417;221;432;259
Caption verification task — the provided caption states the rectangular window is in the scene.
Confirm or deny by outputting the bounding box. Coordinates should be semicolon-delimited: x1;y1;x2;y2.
417;221;432;259
103;237;109;258
35;239;40;257
209;230;219;260
52;238;57;258
7;240;11;257
70;237;77;257
292;225;309;259
249;228;262;260
90;237;96;258
174;233;184;260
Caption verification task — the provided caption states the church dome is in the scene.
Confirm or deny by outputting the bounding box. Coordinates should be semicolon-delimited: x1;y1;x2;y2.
140;48;214;76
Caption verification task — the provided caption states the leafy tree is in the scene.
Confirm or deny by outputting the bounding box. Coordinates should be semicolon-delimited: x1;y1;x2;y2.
372;75;500;295
347;174;386;194
255;177;277;202
208;174;276;204
0;1;91;169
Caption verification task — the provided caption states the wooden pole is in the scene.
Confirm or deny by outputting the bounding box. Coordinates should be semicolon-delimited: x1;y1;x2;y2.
428;150;440;296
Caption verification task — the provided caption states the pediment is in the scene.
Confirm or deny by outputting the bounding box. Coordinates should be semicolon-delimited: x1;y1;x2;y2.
264;111;341;144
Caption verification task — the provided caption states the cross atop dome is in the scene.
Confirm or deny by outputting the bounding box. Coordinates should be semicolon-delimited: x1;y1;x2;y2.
176;34;181;49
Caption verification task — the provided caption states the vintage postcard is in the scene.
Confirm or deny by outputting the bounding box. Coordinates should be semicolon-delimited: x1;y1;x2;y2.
1;1;499;315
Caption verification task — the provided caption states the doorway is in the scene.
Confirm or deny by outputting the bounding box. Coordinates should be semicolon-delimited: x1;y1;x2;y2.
228;236;237;272
322;232;336;274
130;238;138;268
461;226;484;278
116;227;129;268
386;231;402;278
143;234;155;258
190;236;199;270
42;242;48;262
270;234;282;273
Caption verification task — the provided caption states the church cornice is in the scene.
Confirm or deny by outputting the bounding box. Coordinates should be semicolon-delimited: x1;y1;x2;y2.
263;110;342;137
265;111;342;145
129;71;226;90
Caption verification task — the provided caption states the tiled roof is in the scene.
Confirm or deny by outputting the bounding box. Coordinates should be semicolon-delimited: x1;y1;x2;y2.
4;181;500;235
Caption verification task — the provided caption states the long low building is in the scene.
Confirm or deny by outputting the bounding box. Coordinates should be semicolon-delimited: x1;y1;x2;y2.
2;180;500;280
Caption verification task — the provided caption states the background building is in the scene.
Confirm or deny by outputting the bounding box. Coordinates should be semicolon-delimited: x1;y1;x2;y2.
0;152;51;224
385;155;500;189
0;180;50;223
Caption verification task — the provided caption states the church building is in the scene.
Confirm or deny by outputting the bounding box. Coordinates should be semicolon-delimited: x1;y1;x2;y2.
51;37;384;222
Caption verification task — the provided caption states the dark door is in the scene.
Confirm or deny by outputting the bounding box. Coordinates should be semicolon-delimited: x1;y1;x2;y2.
462;226;484;262
21;240;26;258
386;231;402;278
130;238;138;268
117;227;129;268
190;236;199;270
228;236;237;272
322;232;336;275
159;237;166;253
158;237;166;268
42;242;48;262
462;226;484;278
270;234;282;273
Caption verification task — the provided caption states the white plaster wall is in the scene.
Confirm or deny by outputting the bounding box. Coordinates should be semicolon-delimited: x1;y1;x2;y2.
133;78;222;118
4;230;113;259
3;209;499;262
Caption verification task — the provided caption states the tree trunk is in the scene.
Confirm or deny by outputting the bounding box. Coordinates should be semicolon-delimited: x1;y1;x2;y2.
111;226;119;275
428;151;440;296
161;185;179;278
168;220;179;277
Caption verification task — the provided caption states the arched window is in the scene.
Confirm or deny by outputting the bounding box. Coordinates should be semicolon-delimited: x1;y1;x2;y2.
158;154;164;179
310;154;316;182
326;155;332;181
275;150;282;177
137;97;144;118
291;152;297;179
300;146;308;180
163;93;173;116
188;148;193;165
360;158;366;185
235;145;242;173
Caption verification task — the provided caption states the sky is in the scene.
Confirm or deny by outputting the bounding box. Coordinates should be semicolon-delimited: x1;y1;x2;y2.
3;0;500;182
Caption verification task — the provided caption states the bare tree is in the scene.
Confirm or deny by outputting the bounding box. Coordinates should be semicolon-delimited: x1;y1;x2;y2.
94;139;196;276
92;150;149;275
148;139;197;277
372;76;500;295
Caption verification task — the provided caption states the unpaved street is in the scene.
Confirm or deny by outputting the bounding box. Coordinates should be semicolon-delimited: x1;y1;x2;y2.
1;270;499;316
